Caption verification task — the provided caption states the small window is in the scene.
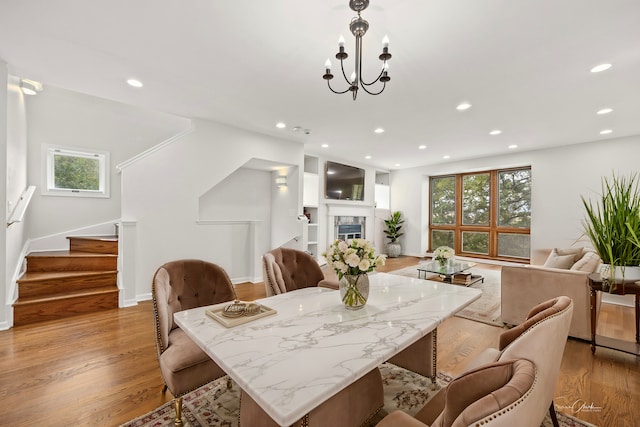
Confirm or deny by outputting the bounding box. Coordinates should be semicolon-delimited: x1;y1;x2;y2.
42;145;110;198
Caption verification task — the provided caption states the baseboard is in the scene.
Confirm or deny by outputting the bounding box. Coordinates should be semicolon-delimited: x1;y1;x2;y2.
136;293;152;302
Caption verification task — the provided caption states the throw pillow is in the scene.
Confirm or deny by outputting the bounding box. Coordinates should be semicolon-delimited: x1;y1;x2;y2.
571;251;601;273
555;247;584;262
543;252;576;269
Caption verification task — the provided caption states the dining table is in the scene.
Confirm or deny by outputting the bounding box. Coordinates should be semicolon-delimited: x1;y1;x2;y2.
173;272;481;426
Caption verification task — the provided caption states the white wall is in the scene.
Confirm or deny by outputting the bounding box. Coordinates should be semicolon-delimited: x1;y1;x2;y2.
120;119;304;303
391;135;640;264
25;85;190;239
2;69;29;329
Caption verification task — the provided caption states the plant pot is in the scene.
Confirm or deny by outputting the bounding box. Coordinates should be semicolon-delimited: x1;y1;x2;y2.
387;242;401;258
339;274;369;310
601;265;640;282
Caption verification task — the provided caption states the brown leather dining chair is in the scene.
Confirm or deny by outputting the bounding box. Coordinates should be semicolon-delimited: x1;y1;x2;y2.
262;247;339;296
152;259;237;426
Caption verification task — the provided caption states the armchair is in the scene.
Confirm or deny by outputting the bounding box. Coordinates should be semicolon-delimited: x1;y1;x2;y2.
501;248;600;340
152;259;237;426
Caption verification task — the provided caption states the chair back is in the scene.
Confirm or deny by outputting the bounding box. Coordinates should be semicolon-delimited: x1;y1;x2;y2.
496;296;573;426
152;259;236;353
432;359;537;427
262;248;325;296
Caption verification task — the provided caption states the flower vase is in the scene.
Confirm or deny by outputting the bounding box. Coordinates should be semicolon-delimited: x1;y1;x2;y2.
437;258;447;273
339;274;370;310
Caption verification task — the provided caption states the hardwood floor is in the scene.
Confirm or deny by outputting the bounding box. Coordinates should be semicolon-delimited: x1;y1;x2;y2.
0;256;637;426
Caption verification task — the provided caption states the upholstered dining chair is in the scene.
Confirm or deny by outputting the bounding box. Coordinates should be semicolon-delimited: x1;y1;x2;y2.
262;247;339;296
406;296;574;427
377;358;538;427
152;259;237;426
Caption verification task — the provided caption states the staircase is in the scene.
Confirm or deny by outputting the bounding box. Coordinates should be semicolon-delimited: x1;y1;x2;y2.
13;236;119;326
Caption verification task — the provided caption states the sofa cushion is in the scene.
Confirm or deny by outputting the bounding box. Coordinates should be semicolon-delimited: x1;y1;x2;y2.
555;247;584;262
543;252;575;269
571;251;601;273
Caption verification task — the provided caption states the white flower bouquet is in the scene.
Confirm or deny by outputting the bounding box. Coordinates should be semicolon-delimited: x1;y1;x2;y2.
323;238;386;279
433;246;455;264
323;239;386;308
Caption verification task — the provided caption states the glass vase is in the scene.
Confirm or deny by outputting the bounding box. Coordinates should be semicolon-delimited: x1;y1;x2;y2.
339;274;369;310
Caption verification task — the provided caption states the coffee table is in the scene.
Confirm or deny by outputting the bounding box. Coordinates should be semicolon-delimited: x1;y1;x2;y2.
173;272;481;426
417;260;483;286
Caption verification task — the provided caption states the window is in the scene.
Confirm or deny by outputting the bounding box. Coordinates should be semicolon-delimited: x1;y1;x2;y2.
429;167;531;261
43;145;110;198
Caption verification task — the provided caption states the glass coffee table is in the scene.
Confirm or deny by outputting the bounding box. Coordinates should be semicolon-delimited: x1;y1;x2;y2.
417;260;484;286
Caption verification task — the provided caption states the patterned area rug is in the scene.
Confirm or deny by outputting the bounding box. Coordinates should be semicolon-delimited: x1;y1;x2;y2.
121;363;597;427
388;265;503;327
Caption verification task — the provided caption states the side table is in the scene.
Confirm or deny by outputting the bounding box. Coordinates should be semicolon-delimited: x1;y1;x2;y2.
588;273;640;355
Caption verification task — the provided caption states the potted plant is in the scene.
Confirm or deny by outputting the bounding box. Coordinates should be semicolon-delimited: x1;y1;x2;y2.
582;173;640;288
384;211;405;258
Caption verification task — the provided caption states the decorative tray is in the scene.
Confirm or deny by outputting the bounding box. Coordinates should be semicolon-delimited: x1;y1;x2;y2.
206;301;276;328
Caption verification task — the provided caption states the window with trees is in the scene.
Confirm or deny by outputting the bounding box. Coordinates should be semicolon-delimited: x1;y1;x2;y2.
43;145;110;198
429;167;531;261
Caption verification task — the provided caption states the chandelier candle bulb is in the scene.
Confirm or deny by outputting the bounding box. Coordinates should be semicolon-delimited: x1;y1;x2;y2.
382;35;389;47
325;59;332;71
338;35;345;47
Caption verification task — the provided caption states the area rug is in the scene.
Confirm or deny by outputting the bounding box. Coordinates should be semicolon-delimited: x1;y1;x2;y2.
388;265;503;327
121;363;597;427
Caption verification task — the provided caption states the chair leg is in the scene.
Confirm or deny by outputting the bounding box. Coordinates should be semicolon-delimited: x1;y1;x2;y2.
549;401;560;427
162;384;168;394
227;377;233;389
174;396;183;427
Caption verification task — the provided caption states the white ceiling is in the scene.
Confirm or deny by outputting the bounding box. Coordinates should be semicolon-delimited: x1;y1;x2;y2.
1;0;639;171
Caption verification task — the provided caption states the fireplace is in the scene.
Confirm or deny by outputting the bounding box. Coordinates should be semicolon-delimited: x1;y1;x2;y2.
335;216;366;241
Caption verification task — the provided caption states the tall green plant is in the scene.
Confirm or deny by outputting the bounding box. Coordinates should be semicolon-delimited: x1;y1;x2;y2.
384;211;405;243
582;173;640;267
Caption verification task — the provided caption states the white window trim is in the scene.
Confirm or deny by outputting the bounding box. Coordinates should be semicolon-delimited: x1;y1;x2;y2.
41;144;110;198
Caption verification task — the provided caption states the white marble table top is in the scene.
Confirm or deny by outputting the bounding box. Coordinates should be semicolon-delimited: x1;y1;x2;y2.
173;272;481;426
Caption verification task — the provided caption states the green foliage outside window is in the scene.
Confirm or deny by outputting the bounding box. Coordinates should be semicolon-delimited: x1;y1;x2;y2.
498;169;531;227
462;174;490;225
431;176;455;225
54;153;100;190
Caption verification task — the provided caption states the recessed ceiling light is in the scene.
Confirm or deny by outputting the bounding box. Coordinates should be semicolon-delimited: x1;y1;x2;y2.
395;163;400;167
590;63;612;73
443;155;450;159
418;145;427;150
456;102;472;111
596;108;613;115
374;128;385;134
591;64;611;73
600;129;613;135
489;130;502;135
126;78;143;88
276;122;286;129
508;144;518;149
365;155;372;159
321;143;329;148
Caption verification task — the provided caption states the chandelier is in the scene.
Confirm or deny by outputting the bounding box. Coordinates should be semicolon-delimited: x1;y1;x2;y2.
322;0;392;101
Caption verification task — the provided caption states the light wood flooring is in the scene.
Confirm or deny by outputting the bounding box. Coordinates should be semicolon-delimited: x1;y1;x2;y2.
0;256;637;426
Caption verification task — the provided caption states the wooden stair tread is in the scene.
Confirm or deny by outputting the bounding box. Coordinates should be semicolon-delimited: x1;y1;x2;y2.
14;286;119;305
18;270;117;283
67;235;118;242
27;250;117;258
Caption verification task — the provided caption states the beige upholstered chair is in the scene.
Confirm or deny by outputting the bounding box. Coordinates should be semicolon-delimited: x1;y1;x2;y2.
377;359;537;427
152;259;237;426
262;247;338;296
464;296;573;427
409;296;573;427
240;367;384;427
